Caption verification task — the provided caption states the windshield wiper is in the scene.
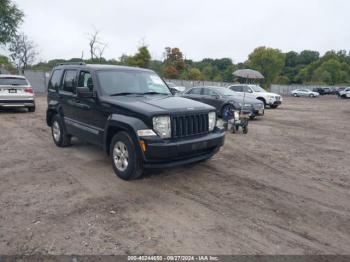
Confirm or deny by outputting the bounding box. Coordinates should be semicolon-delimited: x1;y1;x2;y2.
142;91;170;95
109;92;143;96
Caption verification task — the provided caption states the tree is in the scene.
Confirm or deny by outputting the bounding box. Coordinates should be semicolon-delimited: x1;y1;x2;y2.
9;33;38;73
188;68;202;80
163;47;186;72
126;46;151;68
0;0;24;45
87;29;107;60
162;65;179;79
247;46;285;88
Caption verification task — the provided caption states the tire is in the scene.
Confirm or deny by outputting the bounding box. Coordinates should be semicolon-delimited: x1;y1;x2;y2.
243;124;248;134
270;105;278;109
293;93;298;97
309;94;315;98
51;115;71;147
110;131;143;180
28;106;35;112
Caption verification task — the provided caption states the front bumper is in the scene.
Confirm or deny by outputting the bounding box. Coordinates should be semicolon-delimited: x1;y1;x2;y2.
251;108;264;117
268;100;282;106
141;129;225;168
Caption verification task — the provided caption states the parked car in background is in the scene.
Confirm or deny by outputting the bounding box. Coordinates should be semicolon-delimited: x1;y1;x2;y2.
46;64;225;180
312;87;332;95
182;86;264;119
335;87;346;96
291;89;319;98
167;82;186;93
0;75;35;112
338;87;350;98
227;84;282;108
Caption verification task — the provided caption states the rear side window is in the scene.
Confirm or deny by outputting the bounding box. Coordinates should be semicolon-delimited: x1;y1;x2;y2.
187;88;202;95
62;70;78;93
48;69;63;91
0;77;28;86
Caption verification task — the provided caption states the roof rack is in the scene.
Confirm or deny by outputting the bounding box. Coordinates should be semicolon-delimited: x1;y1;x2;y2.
58;62;86;66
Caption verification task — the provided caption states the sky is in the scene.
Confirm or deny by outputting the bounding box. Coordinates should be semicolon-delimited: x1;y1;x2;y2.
13;0;350;63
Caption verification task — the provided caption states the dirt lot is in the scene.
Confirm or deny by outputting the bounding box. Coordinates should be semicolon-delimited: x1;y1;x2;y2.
0;95;349;255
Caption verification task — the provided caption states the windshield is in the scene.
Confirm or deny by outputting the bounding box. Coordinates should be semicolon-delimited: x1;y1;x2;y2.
0;77;28;86
251;85;266;92
97;70;171;95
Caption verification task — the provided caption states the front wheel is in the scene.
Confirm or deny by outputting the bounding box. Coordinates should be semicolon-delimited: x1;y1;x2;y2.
309;94;315;98
110;131;143;180
293;93;298;97
270;105;278;109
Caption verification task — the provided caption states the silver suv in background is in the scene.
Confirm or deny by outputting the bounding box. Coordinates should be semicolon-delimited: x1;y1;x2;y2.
228;84;282;108
0;75;35;112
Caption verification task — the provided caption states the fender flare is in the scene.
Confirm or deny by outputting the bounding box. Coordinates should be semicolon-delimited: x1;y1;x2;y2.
103;114;149;156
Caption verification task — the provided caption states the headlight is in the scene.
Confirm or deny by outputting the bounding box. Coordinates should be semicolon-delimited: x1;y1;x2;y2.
153;116;171;139
268;96;275;100
244;103;252;107
208;111;216;131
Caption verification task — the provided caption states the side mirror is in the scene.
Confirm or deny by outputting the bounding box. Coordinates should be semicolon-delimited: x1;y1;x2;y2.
77;86;93;98
170;88;177;95
212;94;220;99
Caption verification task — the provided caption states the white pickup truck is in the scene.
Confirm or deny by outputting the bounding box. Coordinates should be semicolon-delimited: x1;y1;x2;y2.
228;84;283;108
338;87;350;98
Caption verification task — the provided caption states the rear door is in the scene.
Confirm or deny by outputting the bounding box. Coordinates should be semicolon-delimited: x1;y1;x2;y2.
0;77;32;101
201;88;223;111
182;87;203;102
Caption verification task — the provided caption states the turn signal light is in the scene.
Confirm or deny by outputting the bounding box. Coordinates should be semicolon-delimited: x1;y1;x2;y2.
139;140;147;152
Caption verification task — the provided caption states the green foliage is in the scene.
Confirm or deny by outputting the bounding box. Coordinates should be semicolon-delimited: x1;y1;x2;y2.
247;46;285;88
125;46;151;68
188;67;202;80
0;0;24;45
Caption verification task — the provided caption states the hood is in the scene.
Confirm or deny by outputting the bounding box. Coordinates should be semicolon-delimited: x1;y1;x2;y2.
264;92;281;97
101;95;214;116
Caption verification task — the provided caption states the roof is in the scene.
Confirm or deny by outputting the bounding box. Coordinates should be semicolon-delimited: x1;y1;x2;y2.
54;63;153;72
0;74;26;79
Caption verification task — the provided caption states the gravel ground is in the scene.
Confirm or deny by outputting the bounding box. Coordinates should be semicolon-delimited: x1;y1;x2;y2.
0;95;349;255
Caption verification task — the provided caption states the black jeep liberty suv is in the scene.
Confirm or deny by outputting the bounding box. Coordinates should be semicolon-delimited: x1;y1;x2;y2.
46;63;225;180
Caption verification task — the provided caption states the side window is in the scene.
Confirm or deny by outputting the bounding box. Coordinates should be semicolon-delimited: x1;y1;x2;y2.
203;88;218;96
48;69;63;91
78;71;93;91
187;88;202;95
243;86;251;92
231;86;242;92
62;70;78;93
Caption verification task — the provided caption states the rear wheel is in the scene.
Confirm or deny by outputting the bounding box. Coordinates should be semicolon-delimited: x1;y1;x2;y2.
110;131;143;180
51;115;71;147
309;94;315;98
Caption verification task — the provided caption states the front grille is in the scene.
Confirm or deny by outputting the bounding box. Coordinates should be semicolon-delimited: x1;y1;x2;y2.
172;113;209;138
275;96;281;101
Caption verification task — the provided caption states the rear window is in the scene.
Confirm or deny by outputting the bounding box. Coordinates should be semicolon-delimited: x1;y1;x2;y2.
0;77;28;86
